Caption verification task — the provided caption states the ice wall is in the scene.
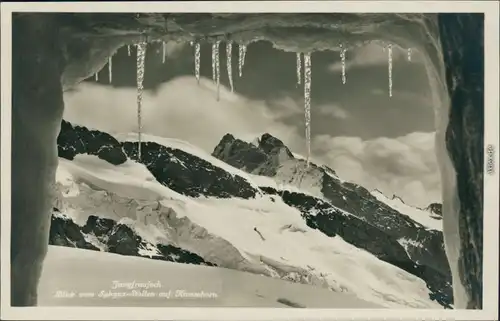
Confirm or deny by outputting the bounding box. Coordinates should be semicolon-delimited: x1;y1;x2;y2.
11;14;65;306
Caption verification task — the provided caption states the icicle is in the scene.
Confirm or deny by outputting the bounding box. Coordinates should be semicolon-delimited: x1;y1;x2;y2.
136;42;147;161
407;48;412;62
195;42;201;84
212;43;217;84
340;48;347;85
303;53;312;167
242;45;247;68
238;44;247;77
162;42;166;64
340;44;346;84
238;45;243;77
388;44;393;97
127;45;131;57
296;53;302;86
226;42;234;93
108;56;113;84
215;41;221;100
95;71;98;81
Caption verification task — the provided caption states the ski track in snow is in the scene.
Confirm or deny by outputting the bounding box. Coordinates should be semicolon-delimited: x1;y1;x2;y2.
53;145;443;309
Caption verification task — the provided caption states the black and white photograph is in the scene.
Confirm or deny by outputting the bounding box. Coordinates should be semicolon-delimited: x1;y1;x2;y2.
1;2;499;320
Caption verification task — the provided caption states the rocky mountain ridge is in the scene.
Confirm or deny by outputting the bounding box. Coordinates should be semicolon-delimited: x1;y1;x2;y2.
52;120;453;308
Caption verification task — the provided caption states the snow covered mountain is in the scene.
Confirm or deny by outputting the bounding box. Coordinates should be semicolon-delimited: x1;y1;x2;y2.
50;120;452;309
212;134;451;273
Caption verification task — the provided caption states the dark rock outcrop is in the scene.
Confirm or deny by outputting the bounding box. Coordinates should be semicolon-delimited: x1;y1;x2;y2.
259;186;453;309
121;141;258;199
321;174;450;277
212;134;269;173
49;210;217;267
50;208;99;251
212;133;294;177
425;203;443;217
57;120;260;200
438;13;484;309
57;120;127;165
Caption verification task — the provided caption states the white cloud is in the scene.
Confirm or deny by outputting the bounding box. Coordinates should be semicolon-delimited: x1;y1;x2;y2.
312;132;441;207
266;96;303;118
63;78;439;208
63;76;305;154
317;104;350;119
370;88;432;107
371;88;385;96
328;43;419;73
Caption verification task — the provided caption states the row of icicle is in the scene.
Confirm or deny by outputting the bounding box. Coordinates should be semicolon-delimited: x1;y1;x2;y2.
96;42;412;163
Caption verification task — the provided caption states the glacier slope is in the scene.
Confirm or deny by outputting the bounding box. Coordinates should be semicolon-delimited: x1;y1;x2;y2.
54;152;442;309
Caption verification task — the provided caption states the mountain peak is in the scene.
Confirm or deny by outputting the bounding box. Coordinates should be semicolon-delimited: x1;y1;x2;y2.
211;132;295;177
391;194;406;204
425;203;443;216
257;133;294;158
220;133;236;143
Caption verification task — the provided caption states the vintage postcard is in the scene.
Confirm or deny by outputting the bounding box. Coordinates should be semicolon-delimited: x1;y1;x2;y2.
1;1;499;320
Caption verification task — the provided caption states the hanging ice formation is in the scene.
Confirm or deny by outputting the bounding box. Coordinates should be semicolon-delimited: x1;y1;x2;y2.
388;44;393;97
162;41;166;64
94;71;98;81
341;48;347;84
407;48;412;62
127;45;131;57
136;42;147;160
215;40;221;100
339;44;346;84
212;43;217;84
195;42;201;84
296;52;302;86
303;53;312;167
238;44;247;77
108;56;113;83
226;42;234;93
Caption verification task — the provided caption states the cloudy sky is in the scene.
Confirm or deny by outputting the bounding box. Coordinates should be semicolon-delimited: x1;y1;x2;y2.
63;39;441;208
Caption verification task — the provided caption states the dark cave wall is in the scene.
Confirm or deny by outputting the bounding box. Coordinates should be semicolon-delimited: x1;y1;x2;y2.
10;13;66;306
437;13;484;309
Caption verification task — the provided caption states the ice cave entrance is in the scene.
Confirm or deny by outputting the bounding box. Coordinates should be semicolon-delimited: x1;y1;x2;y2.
10;13;486;311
